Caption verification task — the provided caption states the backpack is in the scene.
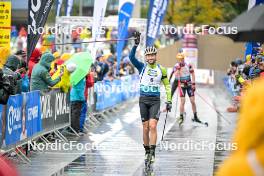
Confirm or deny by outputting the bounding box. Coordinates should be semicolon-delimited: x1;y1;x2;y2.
0;75;12;104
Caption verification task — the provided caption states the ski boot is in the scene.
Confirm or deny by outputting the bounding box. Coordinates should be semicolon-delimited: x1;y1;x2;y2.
177;113;185;126
192;114;208;127
147;149;155;175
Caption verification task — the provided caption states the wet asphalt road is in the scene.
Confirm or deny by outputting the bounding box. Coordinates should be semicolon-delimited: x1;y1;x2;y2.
17;85;236;176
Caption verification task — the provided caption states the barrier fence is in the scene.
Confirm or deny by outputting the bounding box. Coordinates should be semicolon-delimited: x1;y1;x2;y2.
0;75;140;154
94;75;139;111
0;89;70;150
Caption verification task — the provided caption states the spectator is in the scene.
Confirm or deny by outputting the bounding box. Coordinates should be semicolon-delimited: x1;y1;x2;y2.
259;62;264;78
0;47;10;69
126;63;135;75
51;62;77;93
15;50;27;62
60;53;72;62
119;62;127;76
2;55;22;95
30;52;63;91
19;60;30;92
217;78;264;176
0;69;12;104
70;77;86;135
94;55;109;82
28;48;42;79
80;72;95;133
50;51;61;75
225;47;264;113
104;69;115;82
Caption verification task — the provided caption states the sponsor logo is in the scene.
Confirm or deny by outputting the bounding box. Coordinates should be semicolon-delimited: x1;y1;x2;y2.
7;106;22;134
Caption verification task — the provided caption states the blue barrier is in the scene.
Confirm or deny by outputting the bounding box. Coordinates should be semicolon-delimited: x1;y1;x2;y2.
0;105;2;148
0;75;139;148
95;75;139;111
0;90;70;149
5;94;23;146
25;91;42;138
2;91;42;146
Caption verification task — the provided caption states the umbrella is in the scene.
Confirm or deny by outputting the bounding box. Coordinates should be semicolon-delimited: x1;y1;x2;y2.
226;4;264;42
65;52;93;86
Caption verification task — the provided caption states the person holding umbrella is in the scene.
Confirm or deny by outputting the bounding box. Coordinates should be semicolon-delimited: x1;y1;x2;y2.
66;52;93;135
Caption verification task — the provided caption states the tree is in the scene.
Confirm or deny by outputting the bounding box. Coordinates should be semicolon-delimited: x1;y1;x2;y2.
214;0;248;22
164;0;248;25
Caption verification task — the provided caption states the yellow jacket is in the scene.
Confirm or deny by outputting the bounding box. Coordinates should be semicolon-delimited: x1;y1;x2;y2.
217;143;264;176
51;65;71;93
217;78;264;176
0;47;10;68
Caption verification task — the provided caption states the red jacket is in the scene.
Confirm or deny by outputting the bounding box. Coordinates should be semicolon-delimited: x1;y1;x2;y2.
28;49;41;78
260;71;264;78
84;72;95;101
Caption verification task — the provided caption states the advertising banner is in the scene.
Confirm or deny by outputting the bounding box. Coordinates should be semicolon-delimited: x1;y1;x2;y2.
40;91;54;133
52;90;70;129
146;0;168;46
27;0;54;60
25;91;42;138
94;75;139;111
116;0;135;74
0;1;11;48
5;95;23;146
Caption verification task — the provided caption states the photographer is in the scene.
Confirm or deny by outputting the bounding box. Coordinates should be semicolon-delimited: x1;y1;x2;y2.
2;55;22;95
0;69;12;105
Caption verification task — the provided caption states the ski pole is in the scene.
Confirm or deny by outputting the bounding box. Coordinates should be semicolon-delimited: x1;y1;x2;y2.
161;110;169;141
174;87;179;117
195;91;231;125
43;37;136;46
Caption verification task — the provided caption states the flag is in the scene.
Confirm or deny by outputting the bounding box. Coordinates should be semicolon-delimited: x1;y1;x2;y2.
116;0;135;74
56;0;63;17
91;0;108;61
27;0;54;62
146;0;168;46
244;0;264;61
65;0;74;16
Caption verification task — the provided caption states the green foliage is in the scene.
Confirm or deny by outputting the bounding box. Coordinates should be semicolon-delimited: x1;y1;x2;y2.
163;0;248;25
141;1;149;18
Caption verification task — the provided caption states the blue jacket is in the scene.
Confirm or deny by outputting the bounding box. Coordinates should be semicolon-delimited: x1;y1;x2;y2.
70;78;86;102
129;45;144;74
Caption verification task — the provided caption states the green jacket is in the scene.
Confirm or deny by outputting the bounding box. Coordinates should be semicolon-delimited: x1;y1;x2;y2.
30;52;61;91
3;55;21;95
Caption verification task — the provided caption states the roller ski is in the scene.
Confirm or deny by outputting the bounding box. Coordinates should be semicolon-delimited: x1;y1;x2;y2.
176;112;186;126
192;115;208;127
144;151;155;176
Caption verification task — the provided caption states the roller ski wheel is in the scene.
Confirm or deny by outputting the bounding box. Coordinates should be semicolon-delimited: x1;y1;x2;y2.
177;112;186;126
192;118;209;127
177;116;184;126
144;153;155;176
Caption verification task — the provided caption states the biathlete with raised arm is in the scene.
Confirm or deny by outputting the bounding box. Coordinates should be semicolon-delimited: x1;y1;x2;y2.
129;31;172;166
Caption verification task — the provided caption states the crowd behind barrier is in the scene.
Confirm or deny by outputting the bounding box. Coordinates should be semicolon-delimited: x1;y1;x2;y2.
0;89;70;150
94;75;139;111
224;47;264;112
0;75;139;153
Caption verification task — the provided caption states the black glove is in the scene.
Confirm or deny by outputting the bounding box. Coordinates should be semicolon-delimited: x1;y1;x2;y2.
133;31;141;45
166;101;172;112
